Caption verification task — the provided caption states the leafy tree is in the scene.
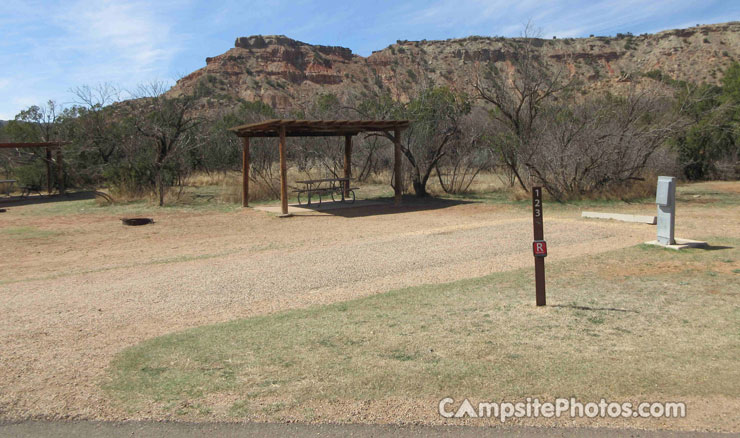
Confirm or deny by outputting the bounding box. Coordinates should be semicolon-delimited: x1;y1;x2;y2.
3;101;64;189
721;62;740;104
402;86;471;196
671;63;740;179
55;84;128;186
121;83;202;206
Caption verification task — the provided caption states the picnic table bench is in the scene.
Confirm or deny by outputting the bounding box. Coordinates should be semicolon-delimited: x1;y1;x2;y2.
293;177;357;206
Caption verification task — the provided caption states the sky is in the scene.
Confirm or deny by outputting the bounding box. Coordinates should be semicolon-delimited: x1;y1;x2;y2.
1;0;739;119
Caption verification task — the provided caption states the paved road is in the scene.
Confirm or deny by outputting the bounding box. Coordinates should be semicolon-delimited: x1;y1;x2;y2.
0;421;735;438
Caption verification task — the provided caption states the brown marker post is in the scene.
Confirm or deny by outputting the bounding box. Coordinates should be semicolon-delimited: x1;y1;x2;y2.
532;186;546;306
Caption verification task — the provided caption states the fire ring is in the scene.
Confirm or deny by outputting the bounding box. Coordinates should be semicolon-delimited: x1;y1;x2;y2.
121;217;154;226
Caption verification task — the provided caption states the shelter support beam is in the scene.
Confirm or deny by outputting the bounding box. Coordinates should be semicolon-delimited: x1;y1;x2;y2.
56;147;64;195
393;128;403;205
46;148;52;194
242;137;250;207
344;134;352;197
279;126;289;215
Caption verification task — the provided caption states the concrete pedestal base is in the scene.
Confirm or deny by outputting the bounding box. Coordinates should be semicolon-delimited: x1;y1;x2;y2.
644;238;709;250
582;211;656;224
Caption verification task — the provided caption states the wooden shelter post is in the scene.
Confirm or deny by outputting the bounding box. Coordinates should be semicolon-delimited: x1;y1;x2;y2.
56;147;64;195
393;128;403;205
343;134;352;197
45;147;52;194
241;137;250;207
278;126;289;215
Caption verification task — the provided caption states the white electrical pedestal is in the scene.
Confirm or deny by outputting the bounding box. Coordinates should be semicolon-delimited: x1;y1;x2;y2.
645;176;708;250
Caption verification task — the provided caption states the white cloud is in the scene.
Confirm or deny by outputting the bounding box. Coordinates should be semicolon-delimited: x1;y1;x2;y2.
52;0;183;82
0;0;193;117
407;0;510;28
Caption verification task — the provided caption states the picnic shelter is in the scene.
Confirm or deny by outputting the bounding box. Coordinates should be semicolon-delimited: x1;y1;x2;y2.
229;119;409;216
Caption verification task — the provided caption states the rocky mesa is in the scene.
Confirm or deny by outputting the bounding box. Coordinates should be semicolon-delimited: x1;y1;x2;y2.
167;22;740;114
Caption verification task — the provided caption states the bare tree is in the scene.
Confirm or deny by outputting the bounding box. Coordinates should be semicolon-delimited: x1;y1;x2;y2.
353;134;388;181
69;83;122;165
288;93;357;179
473;23;576;192
436;107;494;194
526;90;680;200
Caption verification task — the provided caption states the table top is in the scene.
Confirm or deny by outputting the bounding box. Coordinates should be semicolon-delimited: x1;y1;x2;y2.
295;177;349;185
0;179;17;183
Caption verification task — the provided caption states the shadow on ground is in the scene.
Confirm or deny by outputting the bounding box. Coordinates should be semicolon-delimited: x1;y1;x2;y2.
700;245;734;251
551;304;639;313
289;196;476;218
0;191;98;207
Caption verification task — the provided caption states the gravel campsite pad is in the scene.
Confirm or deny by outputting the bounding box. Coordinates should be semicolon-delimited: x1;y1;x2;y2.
0;183;738;428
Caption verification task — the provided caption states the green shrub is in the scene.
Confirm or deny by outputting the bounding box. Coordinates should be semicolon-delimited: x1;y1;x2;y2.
14;161;47;189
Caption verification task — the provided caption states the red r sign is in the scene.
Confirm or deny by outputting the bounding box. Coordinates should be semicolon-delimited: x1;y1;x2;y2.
533;240;547;257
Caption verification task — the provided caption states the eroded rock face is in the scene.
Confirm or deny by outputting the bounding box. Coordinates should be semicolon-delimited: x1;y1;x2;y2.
168;23;740;114
194;35;355;91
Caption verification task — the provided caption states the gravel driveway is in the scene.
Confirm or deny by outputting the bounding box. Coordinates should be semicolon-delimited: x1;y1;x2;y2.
0;200;657;420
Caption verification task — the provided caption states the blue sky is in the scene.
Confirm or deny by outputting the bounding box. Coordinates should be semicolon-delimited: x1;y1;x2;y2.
1;0;738;119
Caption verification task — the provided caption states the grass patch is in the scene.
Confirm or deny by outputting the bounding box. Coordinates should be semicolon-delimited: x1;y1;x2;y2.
14;195;242;218
440;180;739;214
106;237;740;420
0;226;62;239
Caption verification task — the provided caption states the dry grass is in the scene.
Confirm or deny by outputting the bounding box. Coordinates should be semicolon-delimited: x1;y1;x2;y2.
214;172;278;204
192;169;398;204
508;177;658;202
363;170;512;198
185;172;234;187
101;169;659;207
584;177;658;201
107;238;740;429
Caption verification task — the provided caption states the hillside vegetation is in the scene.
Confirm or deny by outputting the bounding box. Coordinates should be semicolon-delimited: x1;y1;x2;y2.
1;23;738;204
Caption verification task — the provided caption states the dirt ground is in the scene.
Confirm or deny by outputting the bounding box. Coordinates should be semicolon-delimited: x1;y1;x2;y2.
0;182;737;424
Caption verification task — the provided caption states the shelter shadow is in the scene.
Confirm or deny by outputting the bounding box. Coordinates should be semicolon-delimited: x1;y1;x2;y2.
0;191;97;207
294;197;475;218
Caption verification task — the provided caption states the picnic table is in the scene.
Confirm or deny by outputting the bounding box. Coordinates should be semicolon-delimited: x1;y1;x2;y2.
293;177;357;206
0;179;16;197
